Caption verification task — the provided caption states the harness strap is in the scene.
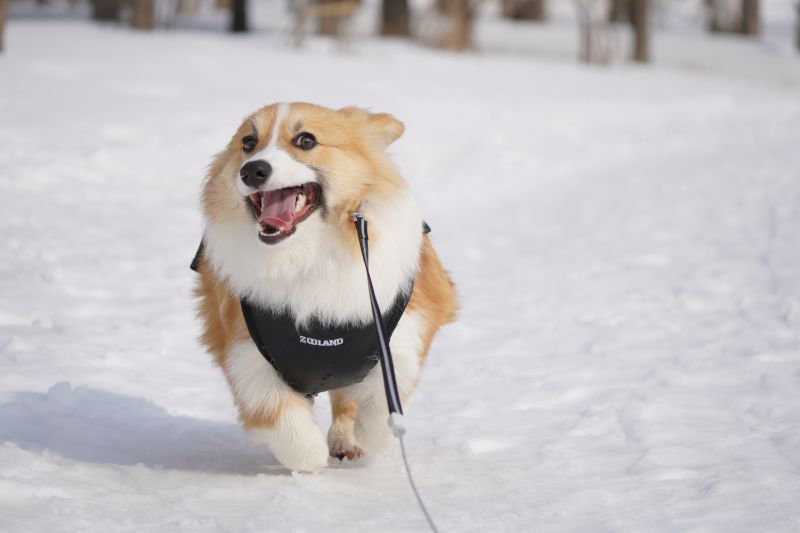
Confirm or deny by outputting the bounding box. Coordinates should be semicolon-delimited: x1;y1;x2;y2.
189;241;204;273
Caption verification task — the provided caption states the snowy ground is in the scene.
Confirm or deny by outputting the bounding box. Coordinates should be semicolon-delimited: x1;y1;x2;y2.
1;4;800;532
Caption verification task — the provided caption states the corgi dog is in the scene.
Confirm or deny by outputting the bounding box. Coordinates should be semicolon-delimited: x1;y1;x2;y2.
194;102;457;472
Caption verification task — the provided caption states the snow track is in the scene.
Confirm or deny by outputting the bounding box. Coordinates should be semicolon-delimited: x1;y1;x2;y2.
1;14;800;532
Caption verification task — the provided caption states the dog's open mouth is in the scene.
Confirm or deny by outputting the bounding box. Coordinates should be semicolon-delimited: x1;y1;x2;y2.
247;183;321;244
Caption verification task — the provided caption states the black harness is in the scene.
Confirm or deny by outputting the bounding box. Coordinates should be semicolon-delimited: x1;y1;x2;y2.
240;288;410;396
190;222;429;397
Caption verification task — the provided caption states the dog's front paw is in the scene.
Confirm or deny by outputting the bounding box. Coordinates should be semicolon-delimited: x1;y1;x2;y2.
328;417;364;461
271;432;330;473
250;410;330;473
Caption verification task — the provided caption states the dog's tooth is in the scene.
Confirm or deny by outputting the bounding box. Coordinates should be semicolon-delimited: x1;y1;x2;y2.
295;193;306;213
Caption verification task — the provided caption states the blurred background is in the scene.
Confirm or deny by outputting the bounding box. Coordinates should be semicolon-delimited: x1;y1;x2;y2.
1;1;800;532
1;0;799;60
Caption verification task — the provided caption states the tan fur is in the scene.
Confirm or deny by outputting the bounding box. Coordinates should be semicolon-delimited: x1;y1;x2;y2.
328;389;364;460
407;235;459;363
330;389;359;422
195;102;458;460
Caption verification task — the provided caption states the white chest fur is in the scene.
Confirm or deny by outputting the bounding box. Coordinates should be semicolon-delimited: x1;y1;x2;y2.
203;187;423;326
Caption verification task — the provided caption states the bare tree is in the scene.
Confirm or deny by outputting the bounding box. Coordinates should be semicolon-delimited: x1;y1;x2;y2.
92;0;121;21
230;0;248;32
292;0;359;46
708;0;734;32
708;0;759;35
608;0;628;22
502;0;546;21
573;0;616;63
416;0;477;51
632;0;648;62
574;0;593;63
131;0;156;30
574;0;648;64
0;0;8;53
439;0;474;50
381;0;410;36
741;0;759;35
177;0;201;15
318;0;344;35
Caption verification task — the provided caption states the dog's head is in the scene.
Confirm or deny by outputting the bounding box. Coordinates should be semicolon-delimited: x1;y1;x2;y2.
202;102;405;247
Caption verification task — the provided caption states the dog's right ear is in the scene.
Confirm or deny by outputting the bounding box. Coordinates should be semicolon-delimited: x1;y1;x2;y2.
339;107;405;149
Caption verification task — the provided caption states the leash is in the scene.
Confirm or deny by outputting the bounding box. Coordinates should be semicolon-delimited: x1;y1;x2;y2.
352;213;440;533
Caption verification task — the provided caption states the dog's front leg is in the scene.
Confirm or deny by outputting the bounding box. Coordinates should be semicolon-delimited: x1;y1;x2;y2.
225;341;329;473
328;389;364;460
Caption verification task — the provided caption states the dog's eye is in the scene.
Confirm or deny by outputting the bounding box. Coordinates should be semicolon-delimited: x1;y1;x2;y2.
292;132;317;151
242;135;258;153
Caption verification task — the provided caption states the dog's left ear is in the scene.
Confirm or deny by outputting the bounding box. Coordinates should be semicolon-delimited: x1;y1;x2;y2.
365;112;404;148
339;107;404;148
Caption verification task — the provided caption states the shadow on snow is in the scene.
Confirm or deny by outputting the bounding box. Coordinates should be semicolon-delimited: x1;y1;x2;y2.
0;382;280;475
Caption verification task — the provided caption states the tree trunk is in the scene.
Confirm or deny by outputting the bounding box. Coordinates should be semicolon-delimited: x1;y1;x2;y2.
608;0;628;22
573;0;591;63
177;0;201;15
440;0;473;50
740;0;759;35
0;0;8;53
608;0;636;24
381;0;410;36
708;0;722;32
131;0;156;30
708;0;741;33
632;0;648;62
577;18;592;63
502;0;545;21
92;0;121;21
317;0;342;36
230;0;248;32
797;1;800;51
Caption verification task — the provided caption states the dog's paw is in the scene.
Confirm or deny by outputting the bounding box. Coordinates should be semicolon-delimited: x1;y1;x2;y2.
273;433;330;473
250;414;329;473
329;441;365;461
327;416;365;461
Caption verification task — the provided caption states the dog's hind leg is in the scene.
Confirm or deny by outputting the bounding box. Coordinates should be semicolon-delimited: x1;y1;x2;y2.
226;341;329;473
327;389;364;461
347;310;425;454
350;238;458;453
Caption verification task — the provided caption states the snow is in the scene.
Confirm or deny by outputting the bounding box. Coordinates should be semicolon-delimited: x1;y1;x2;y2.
2;2;800;531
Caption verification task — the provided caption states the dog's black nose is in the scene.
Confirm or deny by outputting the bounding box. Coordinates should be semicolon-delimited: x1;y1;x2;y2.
240;160;272;188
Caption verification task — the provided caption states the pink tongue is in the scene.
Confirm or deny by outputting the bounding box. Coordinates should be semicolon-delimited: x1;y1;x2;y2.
259;189;298;229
